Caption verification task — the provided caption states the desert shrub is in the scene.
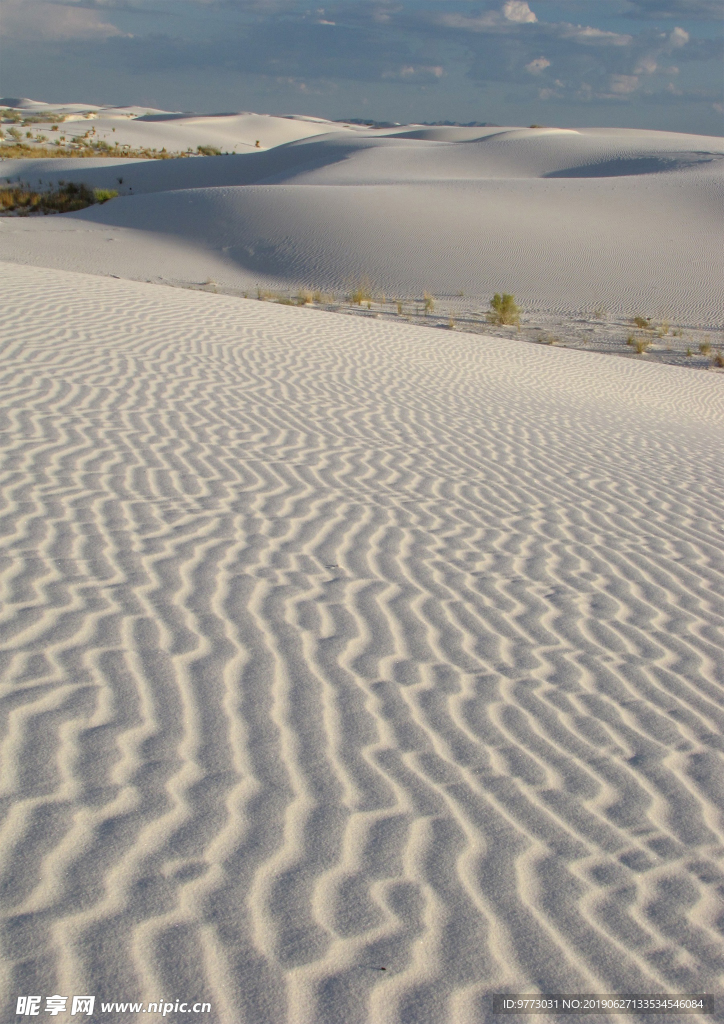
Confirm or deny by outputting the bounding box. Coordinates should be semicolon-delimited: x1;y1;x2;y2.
699;341;712;356
487;293;521;326
396;301;403;314
656;319;670;337
350;282;373;305
0;182;117;214
7;126;22;140
0;141;185;160
626;334;636;346
635;338;650;354
423;292;435;314
592;305;606;319
713;351;724;368
686;348;693;357
633;316;651;330
197;145;222;156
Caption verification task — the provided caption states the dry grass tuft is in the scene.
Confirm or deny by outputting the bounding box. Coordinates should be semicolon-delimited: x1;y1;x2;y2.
487;293;521;326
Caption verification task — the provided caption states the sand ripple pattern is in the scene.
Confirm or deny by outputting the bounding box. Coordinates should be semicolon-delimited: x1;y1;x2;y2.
0;263;723;1024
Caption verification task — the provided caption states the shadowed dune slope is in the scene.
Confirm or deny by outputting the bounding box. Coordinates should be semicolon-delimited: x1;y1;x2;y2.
1;173;721;323
1;126;722;323
0;262;723;1024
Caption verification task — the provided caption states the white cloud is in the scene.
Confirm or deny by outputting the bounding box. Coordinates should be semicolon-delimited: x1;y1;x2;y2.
1;1;130;41
558;24;632;45
669;26;689;45
503;1;537;23
526;56;550;73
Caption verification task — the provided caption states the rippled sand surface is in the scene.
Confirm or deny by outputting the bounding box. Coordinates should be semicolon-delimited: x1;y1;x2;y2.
1;262;723;1023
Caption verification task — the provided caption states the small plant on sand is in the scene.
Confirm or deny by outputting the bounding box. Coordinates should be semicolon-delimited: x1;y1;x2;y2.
197;145;222;156
423;292;435;314
396;301;403;315
626;334;636;346
635;337;650;354
448;318;456;330
672;328;682;337
349;280;373;305
93;188;118;203
713;351;724;368
699;341;712;356
633;315;652;330
656;319;670;337
592;305;607;320
297;290;313;305
686;347;693;357
487;293;521;326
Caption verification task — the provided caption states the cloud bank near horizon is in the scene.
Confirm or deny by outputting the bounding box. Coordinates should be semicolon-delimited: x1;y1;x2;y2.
1;0;721;133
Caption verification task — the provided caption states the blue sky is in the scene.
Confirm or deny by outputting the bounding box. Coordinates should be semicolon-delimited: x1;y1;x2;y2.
1;0;722;134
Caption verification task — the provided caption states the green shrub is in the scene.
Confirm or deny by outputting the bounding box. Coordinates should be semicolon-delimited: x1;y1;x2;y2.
487;293;521;326
699;341;712;356
633;316;651;330
197;145;222;156
0;182;116;214
635;337;650;354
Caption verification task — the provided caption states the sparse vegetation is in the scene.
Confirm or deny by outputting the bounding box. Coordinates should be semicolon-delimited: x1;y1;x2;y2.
633;316;652;330
713;351;724;368
0;182;118;214
197;145;222;156
656;319;670;337
699;341;712;356
487;292;521;326
592;305;606;319
423;292;435;314
349;280;374;305
635;337;650;354
0;141;186;160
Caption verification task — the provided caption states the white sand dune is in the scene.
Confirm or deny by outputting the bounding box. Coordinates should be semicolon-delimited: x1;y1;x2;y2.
1;260;723;1023
1;99;363;152
2;124;722;323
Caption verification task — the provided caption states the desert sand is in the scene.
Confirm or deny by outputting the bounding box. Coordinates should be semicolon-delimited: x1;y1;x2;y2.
1;100;723;1024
